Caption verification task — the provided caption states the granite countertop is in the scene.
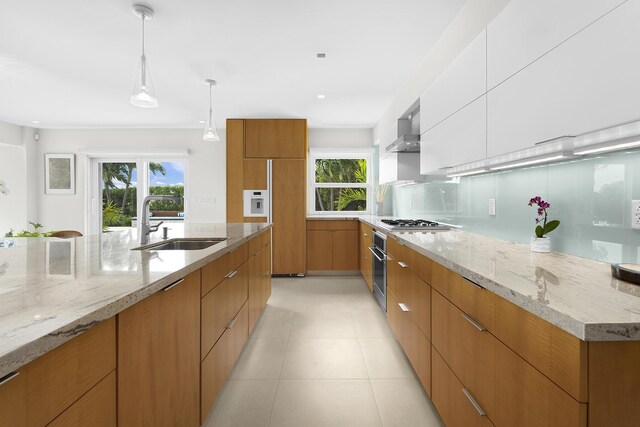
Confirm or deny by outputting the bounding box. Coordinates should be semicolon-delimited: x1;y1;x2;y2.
306;215;362;220
358;216;640;342
0;223;270;378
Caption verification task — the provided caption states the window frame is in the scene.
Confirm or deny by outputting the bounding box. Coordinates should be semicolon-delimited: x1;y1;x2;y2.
308;148;374;215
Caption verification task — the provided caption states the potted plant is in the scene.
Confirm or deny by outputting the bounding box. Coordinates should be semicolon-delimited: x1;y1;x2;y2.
528;196;560;253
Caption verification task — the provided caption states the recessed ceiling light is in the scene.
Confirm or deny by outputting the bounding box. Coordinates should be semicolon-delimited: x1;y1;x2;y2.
31;120;40;124
316;53;326;58
317;94;325;99
198;120;205;124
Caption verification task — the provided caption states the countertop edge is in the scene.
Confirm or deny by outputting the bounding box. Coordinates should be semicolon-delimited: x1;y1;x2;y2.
358;216;640;342
0;225;271;378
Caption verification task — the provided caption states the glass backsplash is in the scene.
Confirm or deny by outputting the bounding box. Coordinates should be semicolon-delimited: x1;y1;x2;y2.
389;149;640;263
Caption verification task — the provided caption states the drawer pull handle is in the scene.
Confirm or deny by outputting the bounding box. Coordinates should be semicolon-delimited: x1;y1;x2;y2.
462;388;486;417
398;262;408;268
161;278;184;292
462;313;486;332
0;371;19;386
226;270;238;279
227;317;238;330
398;303;410;312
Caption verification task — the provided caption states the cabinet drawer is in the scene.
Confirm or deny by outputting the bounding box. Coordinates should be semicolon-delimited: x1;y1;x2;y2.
388;237;431;284
432;291;497;418
387;290;431;396
202;243;248;296
431;263;587;401
0;368;27;427
248;233;263;256
201;262;249;359
201;302;249;423
432;290;587;426
307;220;358;230
432;349;495;427
26;317;116;427
48;370;116;427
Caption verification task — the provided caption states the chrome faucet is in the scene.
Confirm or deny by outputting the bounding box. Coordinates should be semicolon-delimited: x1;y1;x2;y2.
139;195;183;244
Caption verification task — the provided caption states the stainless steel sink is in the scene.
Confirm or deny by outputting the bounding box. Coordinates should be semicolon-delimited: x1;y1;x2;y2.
132;238;227;251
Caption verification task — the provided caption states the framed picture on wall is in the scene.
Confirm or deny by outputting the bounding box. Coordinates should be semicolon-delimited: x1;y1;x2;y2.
45;154;75;194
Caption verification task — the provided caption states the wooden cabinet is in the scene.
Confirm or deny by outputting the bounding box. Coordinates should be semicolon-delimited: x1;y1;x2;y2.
420;29;487;133
201;262;248;359
487;0;640;157
202;242;248;297
118;271;200;427
272;159;306;275
306;220;358;271
420;95;486;174
487;0;624;89
432;349;495;427
249;233;273;333
201;302;249;423
244;119;308;159
0;317;115;427
359;222;373;290
49;371;116;427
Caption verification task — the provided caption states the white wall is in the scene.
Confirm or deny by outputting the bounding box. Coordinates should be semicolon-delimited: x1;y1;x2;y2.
373;0;510;144
309;128;373;148
35;129;226;232
0;121;22;146
0;144;28;234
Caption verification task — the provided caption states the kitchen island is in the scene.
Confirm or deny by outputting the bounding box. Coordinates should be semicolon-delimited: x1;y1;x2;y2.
0;223;271;426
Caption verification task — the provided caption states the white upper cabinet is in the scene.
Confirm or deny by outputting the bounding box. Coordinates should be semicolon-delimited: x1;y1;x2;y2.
487;0;640;158
420;95;486;174
487;0;624;89
420;30;486;133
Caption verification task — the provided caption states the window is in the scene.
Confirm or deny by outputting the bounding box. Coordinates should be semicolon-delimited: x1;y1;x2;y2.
309;150;373;214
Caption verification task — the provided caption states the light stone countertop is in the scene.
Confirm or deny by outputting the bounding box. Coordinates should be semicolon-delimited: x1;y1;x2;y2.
0;223;270;378
358;216;640;342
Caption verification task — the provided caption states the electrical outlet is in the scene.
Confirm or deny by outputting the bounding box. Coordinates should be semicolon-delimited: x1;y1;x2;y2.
633;200;640;230
489;198;496;216
196;196;216;204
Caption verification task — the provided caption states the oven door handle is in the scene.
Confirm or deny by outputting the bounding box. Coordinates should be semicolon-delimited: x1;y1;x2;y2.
368;246;386;263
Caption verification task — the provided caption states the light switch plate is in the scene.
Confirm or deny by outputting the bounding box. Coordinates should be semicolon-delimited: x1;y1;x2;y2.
632;200;640;230
489;198;496;216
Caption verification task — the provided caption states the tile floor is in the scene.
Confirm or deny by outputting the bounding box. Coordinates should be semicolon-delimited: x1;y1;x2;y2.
203;275;444;427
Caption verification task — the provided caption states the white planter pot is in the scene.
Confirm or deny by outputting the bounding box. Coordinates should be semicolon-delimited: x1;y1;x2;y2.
530;236;551;253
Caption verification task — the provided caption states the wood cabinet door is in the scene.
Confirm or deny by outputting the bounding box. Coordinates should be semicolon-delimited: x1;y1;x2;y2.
307;230;333;270
248;246;263;334
118;271;200;427
0;369;27;427
272;159;306;275
227;119;245;222
49;371;116;427
332;230;358;270
244;119;307;158
432;349;495;427
201;302;249;423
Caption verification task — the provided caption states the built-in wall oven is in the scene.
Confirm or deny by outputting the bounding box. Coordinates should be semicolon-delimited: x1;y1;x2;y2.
369;231;387;312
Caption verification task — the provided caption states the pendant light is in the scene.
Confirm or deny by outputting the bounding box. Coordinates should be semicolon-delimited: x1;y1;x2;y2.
203;79;220;141
130;4;158;108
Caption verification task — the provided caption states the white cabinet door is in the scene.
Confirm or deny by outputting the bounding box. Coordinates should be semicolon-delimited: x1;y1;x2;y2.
487;0;624;89
379;152;399;185
488;0;640;158
420;95;486;174
420;30;486;133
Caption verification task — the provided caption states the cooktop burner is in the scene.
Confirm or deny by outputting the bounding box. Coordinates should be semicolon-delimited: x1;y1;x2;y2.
380;219;450;230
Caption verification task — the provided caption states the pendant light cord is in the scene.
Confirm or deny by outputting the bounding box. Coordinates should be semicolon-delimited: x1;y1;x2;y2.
208;84;213;123
141;14;146;56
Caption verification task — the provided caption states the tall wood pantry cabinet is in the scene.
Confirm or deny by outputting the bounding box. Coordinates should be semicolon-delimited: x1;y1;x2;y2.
227;118;307;275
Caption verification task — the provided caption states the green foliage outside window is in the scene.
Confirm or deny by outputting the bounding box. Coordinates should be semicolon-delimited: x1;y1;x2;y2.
315;159;367;211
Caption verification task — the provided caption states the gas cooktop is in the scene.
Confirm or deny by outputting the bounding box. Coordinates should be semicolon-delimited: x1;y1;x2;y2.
379;219;450;231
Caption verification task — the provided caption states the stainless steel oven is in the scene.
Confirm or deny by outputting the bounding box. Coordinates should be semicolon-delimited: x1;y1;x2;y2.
369;231;387;312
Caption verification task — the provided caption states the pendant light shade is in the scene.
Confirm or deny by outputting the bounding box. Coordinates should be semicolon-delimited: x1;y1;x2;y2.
203;79;220;142
130;5;158;108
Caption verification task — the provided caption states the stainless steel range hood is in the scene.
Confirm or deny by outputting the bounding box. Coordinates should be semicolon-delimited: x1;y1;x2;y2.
385;118;420;153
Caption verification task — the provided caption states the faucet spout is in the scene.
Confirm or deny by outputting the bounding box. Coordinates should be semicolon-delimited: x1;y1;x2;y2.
139;195;183;244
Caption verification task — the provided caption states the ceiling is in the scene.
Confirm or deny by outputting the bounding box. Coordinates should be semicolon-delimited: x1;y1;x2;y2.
0;0;465;129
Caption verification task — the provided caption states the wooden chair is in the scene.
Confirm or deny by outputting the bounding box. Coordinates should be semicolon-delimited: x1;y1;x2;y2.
50;230;83;238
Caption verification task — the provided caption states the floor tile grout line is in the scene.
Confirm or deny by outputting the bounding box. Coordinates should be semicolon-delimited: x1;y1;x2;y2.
266;294;294;427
